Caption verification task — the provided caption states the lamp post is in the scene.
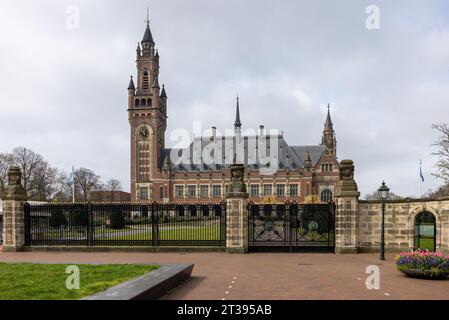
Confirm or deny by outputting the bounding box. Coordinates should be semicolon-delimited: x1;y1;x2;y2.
377;181;390;261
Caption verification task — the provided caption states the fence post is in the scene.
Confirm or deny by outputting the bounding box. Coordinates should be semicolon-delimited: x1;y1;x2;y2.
87;202;93;246
334;159;360;254
151;202;158;246
225;162;249;253
2;166;28;251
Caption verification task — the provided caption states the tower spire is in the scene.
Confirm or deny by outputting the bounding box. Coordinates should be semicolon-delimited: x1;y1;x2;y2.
142;7;154;45
322;103;337;156
234;94;241;128
146;7;150;27
324;103;333;131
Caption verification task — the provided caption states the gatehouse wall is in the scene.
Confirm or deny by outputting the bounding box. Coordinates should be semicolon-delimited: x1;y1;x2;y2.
357;197;449;253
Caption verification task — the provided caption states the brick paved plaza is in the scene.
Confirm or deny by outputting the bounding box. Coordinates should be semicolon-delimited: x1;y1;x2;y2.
0;251;447;300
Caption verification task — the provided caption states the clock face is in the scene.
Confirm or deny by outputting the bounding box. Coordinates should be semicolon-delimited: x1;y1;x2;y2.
139;127;150;140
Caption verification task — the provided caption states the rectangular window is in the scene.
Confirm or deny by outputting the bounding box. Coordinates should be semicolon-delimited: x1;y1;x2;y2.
263;184;272;196
175;185;184;198
187;185;196;198
212;185;222;197
276;184;285;197
200;185;209;198
139;187;148;200
289;184;298;196
250;184;260;197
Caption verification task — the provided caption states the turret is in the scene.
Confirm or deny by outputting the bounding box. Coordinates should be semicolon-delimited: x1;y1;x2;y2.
234;95;241;136
321;104;337;156
127;75;135;108
304;150;312;170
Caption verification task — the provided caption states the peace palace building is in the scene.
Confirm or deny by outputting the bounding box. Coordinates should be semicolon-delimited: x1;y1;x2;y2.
127;21;339;204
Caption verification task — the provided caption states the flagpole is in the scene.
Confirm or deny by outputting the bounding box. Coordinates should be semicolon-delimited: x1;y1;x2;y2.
419;159;422;199
72;166;75;203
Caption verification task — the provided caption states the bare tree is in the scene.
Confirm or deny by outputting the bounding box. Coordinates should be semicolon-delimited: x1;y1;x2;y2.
74;167;101;201
432;123;449;184
0;152;14;196
31;160;66;201
106;179;122;192
364;190;403;200
11;147;44;195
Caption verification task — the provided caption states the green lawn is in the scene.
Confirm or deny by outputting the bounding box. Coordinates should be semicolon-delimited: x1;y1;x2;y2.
417;238;435;251
110;225;220;241
0;263;158;300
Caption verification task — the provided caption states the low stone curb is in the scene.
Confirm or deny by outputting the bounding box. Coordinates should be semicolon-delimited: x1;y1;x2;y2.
24;246;225;253
82;263;194;300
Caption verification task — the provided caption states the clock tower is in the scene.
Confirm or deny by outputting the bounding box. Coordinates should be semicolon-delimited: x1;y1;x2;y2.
128;17;168;201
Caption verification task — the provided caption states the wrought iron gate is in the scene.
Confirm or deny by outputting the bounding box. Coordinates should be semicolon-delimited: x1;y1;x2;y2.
248;202;335;252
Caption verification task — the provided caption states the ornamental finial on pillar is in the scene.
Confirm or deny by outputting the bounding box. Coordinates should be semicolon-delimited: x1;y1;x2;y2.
4;166;27;201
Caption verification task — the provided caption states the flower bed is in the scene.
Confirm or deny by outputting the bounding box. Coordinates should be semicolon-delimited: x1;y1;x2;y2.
396;250;449;279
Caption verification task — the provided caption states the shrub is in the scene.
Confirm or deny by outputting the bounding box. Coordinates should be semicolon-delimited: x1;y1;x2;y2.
396;250;449;277
110;210;125;229
49;208;67;228
71;207;88;227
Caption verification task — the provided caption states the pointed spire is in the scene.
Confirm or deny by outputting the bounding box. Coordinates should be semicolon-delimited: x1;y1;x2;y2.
324;103;333;131
142;7;154;44
128;75;135;90
304;150;312;169
234;94;241;128
163;155;171;171
306;150;311;162
160;84;167;98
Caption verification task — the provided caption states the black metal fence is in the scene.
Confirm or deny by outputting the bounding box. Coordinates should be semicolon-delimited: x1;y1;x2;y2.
24;202;226;247
248;202;335;252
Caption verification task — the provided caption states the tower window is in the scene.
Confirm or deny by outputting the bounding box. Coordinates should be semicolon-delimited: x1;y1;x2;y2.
139;187;149;200
135;99;140;107
147;98;152;107
142;71;149;90
141;99;146;106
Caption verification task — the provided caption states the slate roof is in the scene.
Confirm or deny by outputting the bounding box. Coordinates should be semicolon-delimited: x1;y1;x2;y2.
160;135;327;172
142;24;154;44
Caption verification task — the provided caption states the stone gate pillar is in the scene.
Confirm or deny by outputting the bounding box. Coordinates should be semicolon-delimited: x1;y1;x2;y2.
2;166;28;251
225;162;249;253
334;160;360;254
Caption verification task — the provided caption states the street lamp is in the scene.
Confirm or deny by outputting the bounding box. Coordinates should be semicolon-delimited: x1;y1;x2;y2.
377;181;390;261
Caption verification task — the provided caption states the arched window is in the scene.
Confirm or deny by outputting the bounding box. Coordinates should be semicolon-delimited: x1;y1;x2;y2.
201;205;209;217
135;99;140;107
147;98;152;107
188;205;197;217
320;189;333;203
213;205;222;217
176;205;184;217
263;205;272;217
141;99;146;106
251;205;260;217
414;211;436;252
142;71;149;90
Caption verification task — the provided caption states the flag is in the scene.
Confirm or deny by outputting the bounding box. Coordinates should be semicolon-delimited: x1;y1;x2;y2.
67;166;74;186
419;160;424;182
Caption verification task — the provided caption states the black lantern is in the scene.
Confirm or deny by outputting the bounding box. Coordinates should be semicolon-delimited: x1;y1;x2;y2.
377;181;390;260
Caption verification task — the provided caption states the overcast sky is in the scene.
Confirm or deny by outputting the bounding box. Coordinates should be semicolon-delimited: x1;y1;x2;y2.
1;0;448;197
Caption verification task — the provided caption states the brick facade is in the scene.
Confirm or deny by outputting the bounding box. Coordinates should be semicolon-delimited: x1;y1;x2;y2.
127;21;340;204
